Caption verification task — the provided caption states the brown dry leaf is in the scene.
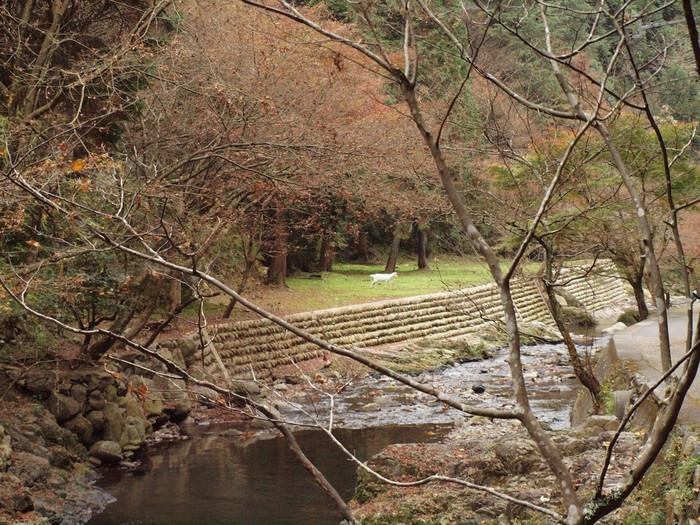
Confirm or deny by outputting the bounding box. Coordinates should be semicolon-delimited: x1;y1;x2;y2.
70;158;87;172
137;384;149;398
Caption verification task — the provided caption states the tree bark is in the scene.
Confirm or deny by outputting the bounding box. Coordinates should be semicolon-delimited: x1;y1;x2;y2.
384;223;402;272
266;209;288;287
630;272;649;321
319;234;334;272
168;272;182;313
417;225;430;270
355;231;369;262
540;242;603;412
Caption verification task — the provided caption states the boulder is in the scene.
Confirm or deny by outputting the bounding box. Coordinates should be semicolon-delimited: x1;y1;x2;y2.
70;383;88;405
192;385;219;405
86;410;105;433
561;306;596;327
130;376;164;418
0;473;33;513
102;402;126;443
63;413;94;446
47;392;81;423
122;416;148;450
104;384;118;403
89;441;123;464
229;379;261;396
12;451;51;487
582;415;619;432
86;371;114;392
87;389;106;411
22;370;56;399
495;438;543;475
602;321;629;334
154;376;192;422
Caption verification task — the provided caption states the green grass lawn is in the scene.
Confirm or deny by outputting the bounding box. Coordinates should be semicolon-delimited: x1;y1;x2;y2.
281;257;498;312
209;256;540;320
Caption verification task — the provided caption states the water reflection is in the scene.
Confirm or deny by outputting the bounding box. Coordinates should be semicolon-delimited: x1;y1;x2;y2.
88;424;450;525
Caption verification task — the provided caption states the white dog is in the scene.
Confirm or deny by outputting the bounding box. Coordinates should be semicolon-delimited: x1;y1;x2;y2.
370;272;397;287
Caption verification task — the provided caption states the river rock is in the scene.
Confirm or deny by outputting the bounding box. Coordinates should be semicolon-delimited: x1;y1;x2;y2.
130;376;164;418
63;413;94;446
188;364;208;381
561;306;596;327
0;424;11;471
471;383;486;394
70;383;88;405
103;402;126;443
47;392;81;423
192;385;219;405
86;371;114;392
229;379;261;396
603;321;629;334
88;389;107;411
13;451;51;486
89;440;123;464
582;415;619;432
122;416;148;450
495;438;542;475
22;370;56;399
86;410;105;433
154;375;192;422
104;384;118;402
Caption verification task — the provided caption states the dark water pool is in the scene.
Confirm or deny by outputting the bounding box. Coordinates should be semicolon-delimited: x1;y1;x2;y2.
87;423;450;525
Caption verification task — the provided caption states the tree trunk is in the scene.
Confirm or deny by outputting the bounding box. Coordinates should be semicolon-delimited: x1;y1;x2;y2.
541;243;604;412
266;210;288;287
84;271;162;360
223;237;259;318
319;234;334;272
417;226;430;270
355;231;369;262
630;273;649;321
168;272;182;313
400;82;581;519
384;223;401;272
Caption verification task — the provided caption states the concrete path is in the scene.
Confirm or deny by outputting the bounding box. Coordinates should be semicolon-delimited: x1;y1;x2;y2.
612;304;700;420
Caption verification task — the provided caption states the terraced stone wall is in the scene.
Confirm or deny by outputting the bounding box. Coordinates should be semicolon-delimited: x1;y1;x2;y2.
157;263;629;381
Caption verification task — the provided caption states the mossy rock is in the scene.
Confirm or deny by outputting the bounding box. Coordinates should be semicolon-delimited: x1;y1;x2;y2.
561;306;596;327
617;309;641;326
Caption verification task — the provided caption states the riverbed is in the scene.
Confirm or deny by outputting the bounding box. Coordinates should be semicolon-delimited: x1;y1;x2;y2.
88;340;596;524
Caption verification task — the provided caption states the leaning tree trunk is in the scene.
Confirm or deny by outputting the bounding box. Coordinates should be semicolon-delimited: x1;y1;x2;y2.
540;242;603;412
630;271;649;321
400;81;583;521
384;223;402;272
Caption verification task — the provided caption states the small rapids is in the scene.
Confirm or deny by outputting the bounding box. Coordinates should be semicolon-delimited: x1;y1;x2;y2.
277;340;607;430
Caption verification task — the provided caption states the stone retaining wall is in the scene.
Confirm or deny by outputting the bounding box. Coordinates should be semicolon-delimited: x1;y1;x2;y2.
158;263;630;380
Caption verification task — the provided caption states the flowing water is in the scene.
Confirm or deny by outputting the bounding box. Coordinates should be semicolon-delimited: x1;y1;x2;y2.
88;340;597;524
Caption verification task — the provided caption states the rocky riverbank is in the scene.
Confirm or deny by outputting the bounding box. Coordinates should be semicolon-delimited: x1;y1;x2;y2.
0;346;199;525
351;414;640;524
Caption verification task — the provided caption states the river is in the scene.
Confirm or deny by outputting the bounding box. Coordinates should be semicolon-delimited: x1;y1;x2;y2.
87;340;594;524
